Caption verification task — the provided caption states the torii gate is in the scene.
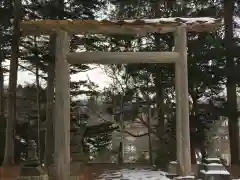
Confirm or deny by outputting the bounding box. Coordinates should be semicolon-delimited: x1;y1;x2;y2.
20;17;220;180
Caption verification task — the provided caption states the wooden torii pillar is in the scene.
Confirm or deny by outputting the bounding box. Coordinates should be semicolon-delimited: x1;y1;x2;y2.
174;25;191;176
54;30;71;180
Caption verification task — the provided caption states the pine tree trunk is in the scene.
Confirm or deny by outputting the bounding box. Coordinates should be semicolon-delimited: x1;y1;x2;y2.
3;0;21;166
147;107;153;165
150;1;165;139
0;47;5;121
189;89;198;164
36;66;41;161
44;35;56;167
224;0;239;165
190;141;196;164
153;72;165;137
118;94;124;164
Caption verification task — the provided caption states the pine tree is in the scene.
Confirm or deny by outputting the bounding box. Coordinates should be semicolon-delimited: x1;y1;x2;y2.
4;0;21;166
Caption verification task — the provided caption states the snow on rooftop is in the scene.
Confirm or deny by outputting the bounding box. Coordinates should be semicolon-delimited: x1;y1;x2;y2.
175;176;195;179
197;95;226;107
205;158;221;161
203;163;222;166
169;161;178;164
200;170;230;175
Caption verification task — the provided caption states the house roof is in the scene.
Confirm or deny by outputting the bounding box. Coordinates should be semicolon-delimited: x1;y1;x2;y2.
20;17;220;36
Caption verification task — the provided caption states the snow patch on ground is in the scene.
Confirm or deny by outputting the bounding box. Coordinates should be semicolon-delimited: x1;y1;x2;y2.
97;169;170;180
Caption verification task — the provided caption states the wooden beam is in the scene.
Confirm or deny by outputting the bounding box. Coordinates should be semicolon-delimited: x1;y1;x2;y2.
54;30;70;180
174;25;191;176
20;17;221;36
67;52;179;64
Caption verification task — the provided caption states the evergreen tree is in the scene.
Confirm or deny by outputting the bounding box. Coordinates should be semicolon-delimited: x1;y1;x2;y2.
0;0;12;165
4;0;21;166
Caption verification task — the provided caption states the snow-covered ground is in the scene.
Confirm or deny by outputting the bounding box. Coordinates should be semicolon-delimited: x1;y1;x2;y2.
97;169;170;180
94;167;240;180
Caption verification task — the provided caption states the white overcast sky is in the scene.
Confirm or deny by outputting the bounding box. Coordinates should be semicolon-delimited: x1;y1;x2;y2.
3;64;112;90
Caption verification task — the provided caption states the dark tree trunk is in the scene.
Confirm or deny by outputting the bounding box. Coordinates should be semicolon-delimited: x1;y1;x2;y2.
3;0;21;166
118;142;123;164
151;1;165;139
147;107;153;165
36;66;41;161
189;88;199;165
224;0;239;165
0;48;5;121
190;141;196;164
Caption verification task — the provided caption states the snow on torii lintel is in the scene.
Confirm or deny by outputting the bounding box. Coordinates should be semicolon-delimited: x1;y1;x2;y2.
20;17;221;36
118;17;218;24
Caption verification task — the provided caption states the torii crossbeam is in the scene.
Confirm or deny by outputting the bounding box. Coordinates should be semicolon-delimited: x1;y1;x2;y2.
20;17;220;180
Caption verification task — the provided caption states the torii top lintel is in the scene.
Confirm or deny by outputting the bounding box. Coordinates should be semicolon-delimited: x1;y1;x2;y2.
20;17;220;36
